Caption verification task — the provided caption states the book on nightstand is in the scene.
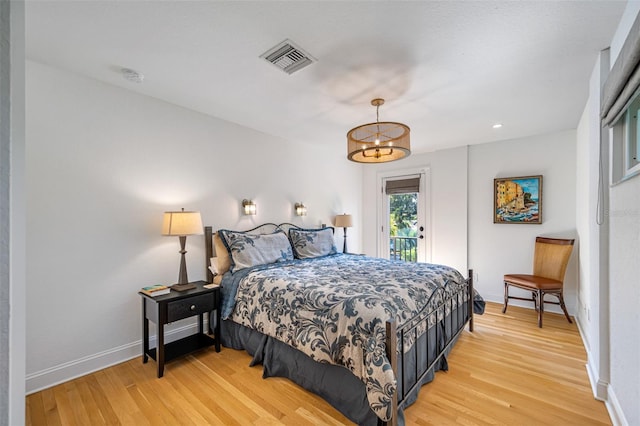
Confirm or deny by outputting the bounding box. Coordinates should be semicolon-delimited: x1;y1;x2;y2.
140;284;170;297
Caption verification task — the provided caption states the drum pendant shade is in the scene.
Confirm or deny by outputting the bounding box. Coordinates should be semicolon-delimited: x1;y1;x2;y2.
347;99;411;163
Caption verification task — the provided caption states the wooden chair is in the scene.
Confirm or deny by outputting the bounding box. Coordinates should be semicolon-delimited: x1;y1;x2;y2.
502;237;575;327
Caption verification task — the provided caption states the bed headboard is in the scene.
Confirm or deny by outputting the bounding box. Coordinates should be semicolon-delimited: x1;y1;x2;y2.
204;223;306;282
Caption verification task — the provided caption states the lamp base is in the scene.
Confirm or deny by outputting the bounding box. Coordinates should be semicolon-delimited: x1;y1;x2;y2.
343;227;348;253
170;283;196;292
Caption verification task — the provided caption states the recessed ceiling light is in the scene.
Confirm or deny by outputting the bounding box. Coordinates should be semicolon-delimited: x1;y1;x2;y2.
121;68;144;84
492;123;503;129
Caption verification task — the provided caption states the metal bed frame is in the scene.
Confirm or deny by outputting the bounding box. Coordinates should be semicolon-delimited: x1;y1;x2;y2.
384;270;473;425
204;224;473;425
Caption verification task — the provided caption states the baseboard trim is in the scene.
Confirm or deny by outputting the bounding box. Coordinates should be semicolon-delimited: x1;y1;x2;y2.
574;309;611;403
575;312;590;351
575;317;629;426
26;321;207;394
585;358;609;401
606;385;629;426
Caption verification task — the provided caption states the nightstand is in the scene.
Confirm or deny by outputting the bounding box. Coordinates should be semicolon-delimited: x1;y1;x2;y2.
140;281;220;378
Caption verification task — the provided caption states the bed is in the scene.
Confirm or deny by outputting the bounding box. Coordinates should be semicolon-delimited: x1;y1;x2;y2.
204;223;479;425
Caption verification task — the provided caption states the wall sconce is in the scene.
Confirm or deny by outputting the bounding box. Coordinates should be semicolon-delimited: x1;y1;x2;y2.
295;202;307;216
242;199;257;215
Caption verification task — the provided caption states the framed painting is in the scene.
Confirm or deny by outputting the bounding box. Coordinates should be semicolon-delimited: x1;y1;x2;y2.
494;175;542;224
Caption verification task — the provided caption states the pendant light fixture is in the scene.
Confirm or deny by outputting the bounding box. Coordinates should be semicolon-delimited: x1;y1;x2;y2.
347;98;411;163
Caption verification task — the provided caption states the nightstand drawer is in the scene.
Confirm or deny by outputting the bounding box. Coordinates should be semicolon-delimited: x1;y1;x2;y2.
167;294;214;322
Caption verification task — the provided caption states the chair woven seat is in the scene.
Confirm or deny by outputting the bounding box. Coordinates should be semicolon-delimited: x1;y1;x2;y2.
503;237;574;327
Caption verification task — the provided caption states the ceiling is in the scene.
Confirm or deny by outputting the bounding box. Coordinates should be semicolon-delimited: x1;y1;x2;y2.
26;1;627;155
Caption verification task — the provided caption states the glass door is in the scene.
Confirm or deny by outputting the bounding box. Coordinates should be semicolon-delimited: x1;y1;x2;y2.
380;172;428;262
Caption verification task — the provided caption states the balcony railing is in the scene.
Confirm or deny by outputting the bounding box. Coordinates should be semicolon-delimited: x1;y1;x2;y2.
390;236;418;262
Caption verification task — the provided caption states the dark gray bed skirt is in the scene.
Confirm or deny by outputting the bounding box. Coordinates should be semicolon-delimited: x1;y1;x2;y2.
220;319;456;425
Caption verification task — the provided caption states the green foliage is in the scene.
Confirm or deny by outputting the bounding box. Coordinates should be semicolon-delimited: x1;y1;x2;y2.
389;193;419;262
389;193;417;236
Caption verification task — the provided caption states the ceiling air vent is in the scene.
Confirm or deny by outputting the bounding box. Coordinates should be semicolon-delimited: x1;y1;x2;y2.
260;39;316;75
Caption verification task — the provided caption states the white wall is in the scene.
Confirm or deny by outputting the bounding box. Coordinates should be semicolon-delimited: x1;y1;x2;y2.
575;3;640;423
608;179;640;426
468;131;578;312
576;91;593;342
605;3;640;424
576;48;611;404
432;147;468;273
4;1;26;424
25;60;363;392
0;0;12;420
361;146;468;275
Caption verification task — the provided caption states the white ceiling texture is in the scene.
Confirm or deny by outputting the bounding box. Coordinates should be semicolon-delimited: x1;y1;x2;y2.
26;1;627;154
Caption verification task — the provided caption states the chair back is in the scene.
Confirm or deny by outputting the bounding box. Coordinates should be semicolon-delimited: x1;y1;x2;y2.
533;237;575;281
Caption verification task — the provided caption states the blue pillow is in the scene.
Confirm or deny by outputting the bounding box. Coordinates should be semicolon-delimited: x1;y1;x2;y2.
288;227;337;259
218;230;294;272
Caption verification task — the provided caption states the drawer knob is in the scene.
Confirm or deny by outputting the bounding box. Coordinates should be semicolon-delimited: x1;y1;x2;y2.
190;304;196;311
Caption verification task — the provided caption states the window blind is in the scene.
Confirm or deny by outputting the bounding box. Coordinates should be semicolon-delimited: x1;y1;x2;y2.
601;12;640;127
385;177;420;194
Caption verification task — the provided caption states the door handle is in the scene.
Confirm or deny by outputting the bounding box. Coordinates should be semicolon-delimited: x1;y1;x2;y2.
419;235;424;239
419;226;424;232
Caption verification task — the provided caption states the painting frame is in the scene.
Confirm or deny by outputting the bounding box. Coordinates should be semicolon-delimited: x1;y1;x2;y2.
494;175;543;224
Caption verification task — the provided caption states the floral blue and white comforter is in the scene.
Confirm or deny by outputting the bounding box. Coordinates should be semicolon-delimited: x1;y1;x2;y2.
220;254;466;421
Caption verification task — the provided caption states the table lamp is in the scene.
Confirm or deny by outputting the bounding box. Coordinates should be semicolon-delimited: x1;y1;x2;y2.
334;213;352;253
162;208;203;291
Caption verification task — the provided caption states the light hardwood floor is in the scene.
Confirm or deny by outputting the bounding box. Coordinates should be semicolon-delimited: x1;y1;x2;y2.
26;302;611;425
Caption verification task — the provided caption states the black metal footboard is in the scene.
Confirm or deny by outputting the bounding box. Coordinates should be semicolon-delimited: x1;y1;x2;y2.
384;269;474;426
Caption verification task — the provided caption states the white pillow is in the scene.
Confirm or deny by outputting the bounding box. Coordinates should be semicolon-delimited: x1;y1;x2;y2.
213;233;231;275
218;229;294;272
288;227;337;259
209;257;219;275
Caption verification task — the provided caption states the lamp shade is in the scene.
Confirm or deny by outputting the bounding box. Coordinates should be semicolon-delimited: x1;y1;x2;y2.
347;122;411;163
347;98;410;163
334;214;353;228
161;210;203;236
